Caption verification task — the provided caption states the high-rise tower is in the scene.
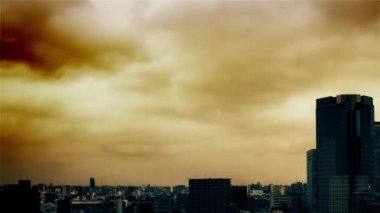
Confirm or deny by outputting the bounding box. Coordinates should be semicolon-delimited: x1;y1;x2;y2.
374;122;380;192
316;94;375;213
306;149;317;211
90;177;95;189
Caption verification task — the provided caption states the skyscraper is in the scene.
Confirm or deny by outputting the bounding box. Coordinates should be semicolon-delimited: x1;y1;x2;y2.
189;178;231;213
306;149;317;211
316;94;375;213
374;122;380;192
90;177;95;193
115;198;125;213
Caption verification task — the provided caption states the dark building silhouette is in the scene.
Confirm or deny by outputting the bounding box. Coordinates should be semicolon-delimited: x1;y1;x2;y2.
154;195;172;213
289;182;307;213
231;185;247;211
57;195;72;213
90;177;95;188
246;196;269;213
173;191;188;213
0;180;40;213
137;198;154;213
306;149;317;211
44;192;58;203
77;186;84;198
316;94;376;213
291;193;303;213
374;122;380;192
245;196;255;213
189;178;231;213
18;179;31;188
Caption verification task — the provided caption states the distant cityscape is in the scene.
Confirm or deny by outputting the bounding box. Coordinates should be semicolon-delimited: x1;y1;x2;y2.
1;94;379;213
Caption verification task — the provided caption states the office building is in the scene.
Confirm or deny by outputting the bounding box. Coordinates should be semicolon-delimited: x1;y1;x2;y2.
189;178;231;213
174;192;189;213
316;94;375;213
116;197;126;213
374;122;380;192
154;195;172;213
90;177;95;189
307;149;317;211
0;180;41;213
289;182;307;212
231;185;247;211
269;185;292;210
57;195;72;213
90;177;96;196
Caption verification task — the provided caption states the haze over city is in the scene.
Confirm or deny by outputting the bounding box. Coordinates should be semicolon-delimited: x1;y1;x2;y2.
1;0;379;186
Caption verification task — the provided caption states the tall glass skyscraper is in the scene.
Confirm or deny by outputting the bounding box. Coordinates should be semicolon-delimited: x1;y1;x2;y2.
316;94;375;213
374;122;380;192
307;149;317;211
90;177;95;190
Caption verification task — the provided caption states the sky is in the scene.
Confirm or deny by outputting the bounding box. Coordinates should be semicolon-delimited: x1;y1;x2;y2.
0;0;379;186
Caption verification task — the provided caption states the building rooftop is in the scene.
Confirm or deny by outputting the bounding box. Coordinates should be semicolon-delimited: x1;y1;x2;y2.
316;94;373;106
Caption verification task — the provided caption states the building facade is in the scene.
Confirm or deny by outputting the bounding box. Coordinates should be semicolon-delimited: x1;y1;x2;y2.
316;94;375;213
90;177;95;189
374;122;380;192
269;185;292;210
154;195;172;213
189;178;231;213
307;149;317;211
231;185;247;211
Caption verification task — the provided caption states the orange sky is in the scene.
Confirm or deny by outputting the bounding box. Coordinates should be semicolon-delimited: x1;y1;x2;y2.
1;0;379;186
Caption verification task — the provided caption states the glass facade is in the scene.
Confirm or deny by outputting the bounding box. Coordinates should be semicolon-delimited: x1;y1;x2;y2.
316;95;375;213
374;123;380;192
328;176;349;213
307;149;317;211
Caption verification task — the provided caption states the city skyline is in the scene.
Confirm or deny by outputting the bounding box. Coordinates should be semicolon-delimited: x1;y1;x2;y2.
1;0;379;185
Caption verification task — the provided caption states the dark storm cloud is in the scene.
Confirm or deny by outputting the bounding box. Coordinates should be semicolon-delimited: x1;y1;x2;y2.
1;1;144;75
315;1;380;28
0;0;379;185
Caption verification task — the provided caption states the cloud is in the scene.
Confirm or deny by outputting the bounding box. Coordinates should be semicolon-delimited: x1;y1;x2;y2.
116;0;379;119
99;141;163;159
0;0;379;185
314;1;380;29
1;1;145;76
